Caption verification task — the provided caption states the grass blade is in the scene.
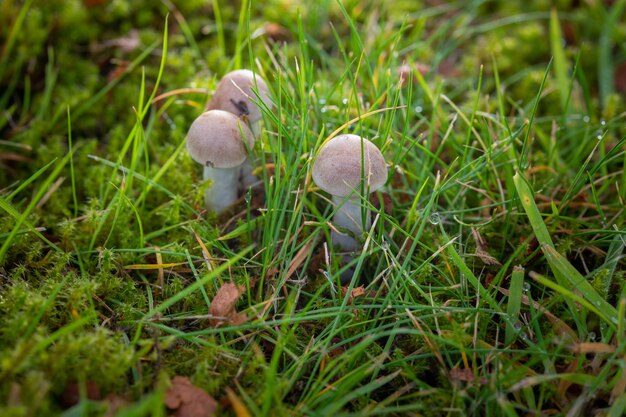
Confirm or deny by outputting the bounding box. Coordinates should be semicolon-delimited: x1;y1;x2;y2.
506;266;525;345
514;173;618;327
549;8;569;111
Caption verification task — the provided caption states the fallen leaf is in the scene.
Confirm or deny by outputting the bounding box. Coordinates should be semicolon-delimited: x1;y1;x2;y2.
340;285;366;304
209;283;247;327
449;367;488;385
165;376;217;417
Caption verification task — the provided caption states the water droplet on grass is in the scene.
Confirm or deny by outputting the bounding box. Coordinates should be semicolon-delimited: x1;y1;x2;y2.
342;98;348;105
588;331;596;341
318;98;326;105
522;282;530;293
583;116;590;123
600;120;606;126
321;107;327;113
415;106;423;113
429;212;441;225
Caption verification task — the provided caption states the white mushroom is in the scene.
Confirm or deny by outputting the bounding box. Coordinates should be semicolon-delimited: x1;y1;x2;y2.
312;134;388;251
206;69;272;130
206;69;272;190
186;110;254;213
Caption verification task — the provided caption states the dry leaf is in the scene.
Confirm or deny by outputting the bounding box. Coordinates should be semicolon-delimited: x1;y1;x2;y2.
165;376;217;417
209;283;247;327
449;367;487;385
340;285;366;304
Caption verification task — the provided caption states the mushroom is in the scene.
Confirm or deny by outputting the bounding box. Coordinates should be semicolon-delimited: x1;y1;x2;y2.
312;134;388;251
206;69;272;129
206;69;273;190
186;110;254;213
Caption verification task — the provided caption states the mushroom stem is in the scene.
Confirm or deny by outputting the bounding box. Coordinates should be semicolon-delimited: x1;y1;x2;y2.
331;195;371;252
203;165;241;213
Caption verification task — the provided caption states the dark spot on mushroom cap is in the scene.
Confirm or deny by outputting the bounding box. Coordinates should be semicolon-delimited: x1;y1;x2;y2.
206;69;272;123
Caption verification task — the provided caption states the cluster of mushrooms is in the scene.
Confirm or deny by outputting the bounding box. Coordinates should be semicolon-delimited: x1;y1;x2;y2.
186;70;388;253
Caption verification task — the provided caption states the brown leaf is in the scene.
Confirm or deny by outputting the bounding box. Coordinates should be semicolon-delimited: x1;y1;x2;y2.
209;283;247;327
165;376;217;417
449;367;487;385
340;285;367;304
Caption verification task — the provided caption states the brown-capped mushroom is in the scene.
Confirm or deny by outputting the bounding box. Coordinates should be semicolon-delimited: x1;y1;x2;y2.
312;134;388;251
186;110;254;213
206;69;272;127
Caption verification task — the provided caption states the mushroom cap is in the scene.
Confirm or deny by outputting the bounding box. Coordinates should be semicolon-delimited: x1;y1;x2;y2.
312;134;387;197
206;69;272;123
186;110;254;168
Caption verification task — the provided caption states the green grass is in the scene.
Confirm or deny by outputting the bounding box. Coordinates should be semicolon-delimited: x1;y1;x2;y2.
0;0;625;416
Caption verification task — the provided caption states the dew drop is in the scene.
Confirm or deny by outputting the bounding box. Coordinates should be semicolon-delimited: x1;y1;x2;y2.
342;98;348;105
381;240;390;251
600;120;606;126
318;98;326;105
583;116;590;123
415;105;423;113
522;282;531;293
320;107;327;113
513;322;523;331
588;331;596;341
429;212;441;225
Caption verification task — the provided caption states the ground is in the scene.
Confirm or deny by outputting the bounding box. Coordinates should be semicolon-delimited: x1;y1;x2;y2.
0;0;625;416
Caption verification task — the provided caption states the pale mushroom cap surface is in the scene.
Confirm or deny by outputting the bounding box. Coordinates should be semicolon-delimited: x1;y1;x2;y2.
312;134;388;197
186;110;254;168
206;69;272;123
